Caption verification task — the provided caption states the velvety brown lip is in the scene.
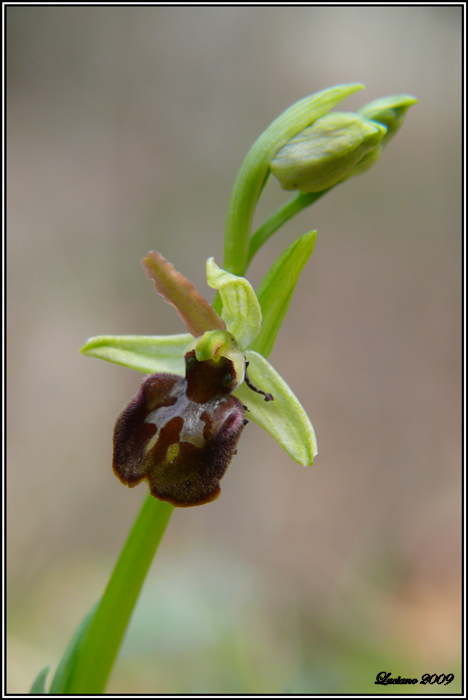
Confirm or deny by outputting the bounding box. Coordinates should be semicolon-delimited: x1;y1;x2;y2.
113;352;247;507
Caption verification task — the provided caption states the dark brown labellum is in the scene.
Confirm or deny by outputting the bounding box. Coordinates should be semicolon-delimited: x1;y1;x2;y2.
113;353;246;507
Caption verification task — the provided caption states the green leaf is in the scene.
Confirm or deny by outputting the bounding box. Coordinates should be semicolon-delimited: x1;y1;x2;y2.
48;602;99;693
80;333;191;375
251;231;317;358
30;665;50;694
206;258;262;349
142;251;225;337
235;350;317;466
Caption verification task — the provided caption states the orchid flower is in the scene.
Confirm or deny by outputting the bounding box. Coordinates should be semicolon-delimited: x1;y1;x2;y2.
82;248;317;507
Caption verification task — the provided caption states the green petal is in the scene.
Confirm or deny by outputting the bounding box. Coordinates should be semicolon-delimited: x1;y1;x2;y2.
358;94;417;146
251;231;317;358
80;333;191;375
206;258;262;349
235;350;317;466
30;665;50;694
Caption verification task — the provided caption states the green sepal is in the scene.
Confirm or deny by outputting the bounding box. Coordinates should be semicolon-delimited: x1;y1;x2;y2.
206;258;262;349
235;350;317;466
30;665;50;694
251;231;317;358
80;333;191;375
48;602;99;694
358;94;417;146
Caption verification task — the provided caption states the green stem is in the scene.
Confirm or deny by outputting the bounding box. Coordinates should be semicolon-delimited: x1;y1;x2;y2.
67;494;174;694
212;190;328;316
246;190;326;268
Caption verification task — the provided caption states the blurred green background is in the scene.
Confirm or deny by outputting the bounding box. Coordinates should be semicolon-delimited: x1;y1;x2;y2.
7;6;461;694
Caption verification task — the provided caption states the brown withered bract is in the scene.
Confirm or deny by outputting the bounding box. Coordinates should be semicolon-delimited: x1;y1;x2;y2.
113;350;246;507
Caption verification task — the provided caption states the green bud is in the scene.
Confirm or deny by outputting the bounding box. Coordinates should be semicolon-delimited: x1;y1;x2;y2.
358;94;417;146
270;112;387;193
347;141;383;178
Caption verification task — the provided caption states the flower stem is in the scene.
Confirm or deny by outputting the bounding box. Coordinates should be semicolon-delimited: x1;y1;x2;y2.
66;494;174;694
246;190;326;268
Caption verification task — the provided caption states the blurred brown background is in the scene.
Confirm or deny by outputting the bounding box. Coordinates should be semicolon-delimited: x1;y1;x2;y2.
7;6;461;694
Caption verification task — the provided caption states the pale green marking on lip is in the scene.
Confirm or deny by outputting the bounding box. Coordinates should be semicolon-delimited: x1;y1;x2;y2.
166;444;180;462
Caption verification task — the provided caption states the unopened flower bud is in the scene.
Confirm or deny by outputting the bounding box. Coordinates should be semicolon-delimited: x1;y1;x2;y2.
358;94;417;146
270;112;386;193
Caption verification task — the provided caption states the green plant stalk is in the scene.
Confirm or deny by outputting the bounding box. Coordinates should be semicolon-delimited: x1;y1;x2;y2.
246;190;326;268
66;494;173;694
213;190;324;316
212;190;323;315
